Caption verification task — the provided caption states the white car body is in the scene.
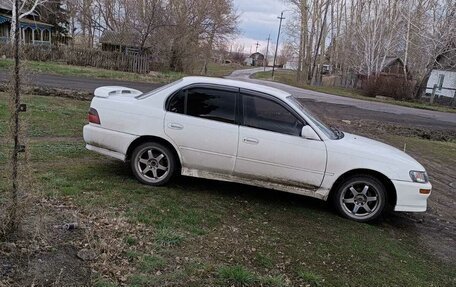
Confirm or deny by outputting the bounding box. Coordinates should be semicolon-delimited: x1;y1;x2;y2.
83;77;431;213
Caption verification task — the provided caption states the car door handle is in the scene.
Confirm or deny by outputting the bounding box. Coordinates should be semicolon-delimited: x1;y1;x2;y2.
243;137;259;144
168;123;183;130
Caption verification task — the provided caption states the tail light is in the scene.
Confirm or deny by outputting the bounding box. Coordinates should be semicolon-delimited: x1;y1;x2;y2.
88;108;101;124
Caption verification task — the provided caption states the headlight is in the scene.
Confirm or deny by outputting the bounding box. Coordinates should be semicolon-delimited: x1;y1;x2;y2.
409;171;428;183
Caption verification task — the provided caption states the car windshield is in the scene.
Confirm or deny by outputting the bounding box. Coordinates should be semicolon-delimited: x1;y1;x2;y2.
136;79;183;99
288;96;342;140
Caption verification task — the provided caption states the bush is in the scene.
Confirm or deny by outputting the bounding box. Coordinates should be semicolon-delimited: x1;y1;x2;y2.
362;76;413;100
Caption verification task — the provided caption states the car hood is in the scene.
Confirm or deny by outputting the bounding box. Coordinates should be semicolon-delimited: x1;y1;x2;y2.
328;132;425;171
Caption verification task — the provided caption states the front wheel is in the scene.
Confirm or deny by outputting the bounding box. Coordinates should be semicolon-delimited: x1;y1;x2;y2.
131;142;176;186
333;175;387;223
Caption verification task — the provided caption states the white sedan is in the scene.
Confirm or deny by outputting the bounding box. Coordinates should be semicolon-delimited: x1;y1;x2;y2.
83;77;431;222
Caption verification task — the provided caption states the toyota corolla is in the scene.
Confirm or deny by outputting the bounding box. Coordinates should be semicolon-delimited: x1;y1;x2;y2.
83;77;431;222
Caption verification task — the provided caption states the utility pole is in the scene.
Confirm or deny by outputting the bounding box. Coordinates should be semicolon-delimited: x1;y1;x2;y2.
10;0;21;231
272;11;285;80
264;34;271;71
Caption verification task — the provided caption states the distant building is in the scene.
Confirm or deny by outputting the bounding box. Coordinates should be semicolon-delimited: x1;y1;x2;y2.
426;69;456;98
356;57;409;89
377;57;406;76
244;52;264;67
0;0;53;45
100;31;150;55
284;57;299;70
425;49;456;99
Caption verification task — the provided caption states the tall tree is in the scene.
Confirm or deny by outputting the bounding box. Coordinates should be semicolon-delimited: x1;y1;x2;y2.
36;0;69;36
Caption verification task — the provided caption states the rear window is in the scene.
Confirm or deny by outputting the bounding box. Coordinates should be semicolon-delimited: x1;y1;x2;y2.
136;79;183;99
186;88;236;124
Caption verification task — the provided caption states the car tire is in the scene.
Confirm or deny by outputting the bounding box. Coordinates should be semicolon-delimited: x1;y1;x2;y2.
333;175;387;223
131;142;176;186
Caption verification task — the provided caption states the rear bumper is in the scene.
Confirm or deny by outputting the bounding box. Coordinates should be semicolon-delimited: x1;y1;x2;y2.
393;180;431;212
83;124;137;161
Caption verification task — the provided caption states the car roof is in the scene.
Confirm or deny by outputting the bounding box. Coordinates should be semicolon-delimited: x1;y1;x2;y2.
180;76;292;100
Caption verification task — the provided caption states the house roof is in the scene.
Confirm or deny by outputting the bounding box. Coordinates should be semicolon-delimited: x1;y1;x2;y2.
0;14;53;29
357;56;406;76
100;30;151;48
435;48;456;71
383;56;403;67
250;52;264;57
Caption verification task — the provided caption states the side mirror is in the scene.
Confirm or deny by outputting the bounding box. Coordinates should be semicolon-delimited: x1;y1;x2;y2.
301;125;320;140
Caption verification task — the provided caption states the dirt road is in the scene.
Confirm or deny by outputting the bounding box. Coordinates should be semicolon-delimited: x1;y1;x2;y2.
227;68;456;125
0;70;160;93
1;69;455;126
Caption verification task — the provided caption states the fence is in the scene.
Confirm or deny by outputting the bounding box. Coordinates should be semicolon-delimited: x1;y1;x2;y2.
425;85;456;107
65;48;151;74
0;44;153;74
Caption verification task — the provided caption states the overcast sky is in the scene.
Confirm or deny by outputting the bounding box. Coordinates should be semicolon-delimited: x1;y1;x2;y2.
233;0;290;54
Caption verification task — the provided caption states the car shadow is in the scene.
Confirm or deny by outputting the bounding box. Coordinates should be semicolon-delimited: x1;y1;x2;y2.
113;161;334;217
111;161;434;229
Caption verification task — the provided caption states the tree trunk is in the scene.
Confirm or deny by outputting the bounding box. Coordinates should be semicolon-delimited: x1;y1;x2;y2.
10;4;17;44
310;0;330;85
297;0;307;83
414;68;432;99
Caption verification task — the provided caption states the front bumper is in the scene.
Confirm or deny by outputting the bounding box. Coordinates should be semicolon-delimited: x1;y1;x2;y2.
392;180;432;212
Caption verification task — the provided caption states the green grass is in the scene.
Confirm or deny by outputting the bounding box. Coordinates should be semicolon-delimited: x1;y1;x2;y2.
217;265;256;285
0;58;184;84
139;255;166;272
253;70;456;113
204;62;248;77
259;274;287;287
0;92;89;138
1;93;455;286
0;59;243;84
154;228;184;247
297;270;323;287
255;252;274;268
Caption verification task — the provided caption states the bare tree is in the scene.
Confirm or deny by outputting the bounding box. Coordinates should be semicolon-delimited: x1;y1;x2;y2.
199;0;239;74
285;0;455;98
230;43;246;64
60;0;239;71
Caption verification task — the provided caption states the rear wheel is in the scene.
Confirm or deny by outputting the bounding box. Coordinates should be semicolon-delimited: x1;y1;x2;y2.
333;175;387;223
131;142;176;186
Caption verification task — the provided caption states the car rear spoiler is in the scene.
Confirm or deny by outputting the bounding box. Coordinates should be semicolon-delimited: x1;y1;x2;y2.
94;86;143;98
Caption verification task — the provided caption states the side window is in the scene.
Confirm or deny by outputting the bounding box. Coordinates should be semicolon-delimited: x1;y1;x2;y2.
168;90;185;114
438;74;445;90
243;94;304;136
186;88;236;124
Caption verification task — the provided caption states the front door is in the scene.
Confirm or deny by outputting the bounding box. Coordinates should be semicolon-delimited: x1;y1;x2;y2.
164;85;239;173
234;91;327;189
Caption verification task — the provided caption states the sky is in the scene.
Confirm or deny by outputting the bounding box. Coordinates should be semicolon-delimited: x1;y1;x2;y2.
232;0;290;55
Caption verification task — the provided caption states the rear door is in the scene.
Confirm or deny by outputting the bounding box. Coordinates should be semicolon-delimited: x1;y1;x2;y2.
234;90;327;188
164;85;239;173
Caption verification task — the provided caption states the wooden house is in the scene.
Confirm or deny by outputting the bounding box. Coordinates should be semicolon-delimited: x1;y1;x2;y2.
0;0;53;45
244;52;264;67
356;57;410;89
100;31;151;55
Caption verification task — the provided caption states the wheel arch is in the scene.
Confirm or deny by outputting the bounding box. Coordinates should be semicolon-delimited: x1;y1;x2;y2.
328;169;397;207
126;136;182;170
